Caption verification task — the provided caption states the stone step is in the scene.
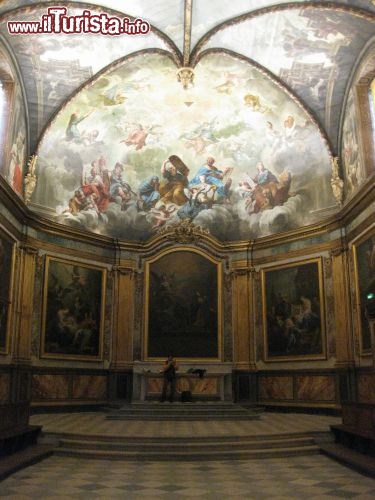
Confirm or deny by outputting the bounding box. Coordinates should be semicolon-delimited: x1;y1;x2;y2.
50;430;320;461
55;443;320;461
106;414;259;420
44;431;317;445
105;403;263;421
58;435;315;453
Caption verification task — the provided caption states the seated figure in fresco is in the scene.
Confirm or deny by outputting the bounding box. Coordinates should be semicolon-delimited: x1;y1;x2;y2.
243;162;292;214
189;156;232;203
66;188;99;216
109;162;134;210
137;175;160;211
159;157;189;205
81;161;109;212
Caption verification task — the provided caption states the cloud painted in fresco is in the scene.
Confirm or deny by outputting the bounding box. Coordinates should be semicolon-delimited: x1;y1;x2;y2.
32;51;336;243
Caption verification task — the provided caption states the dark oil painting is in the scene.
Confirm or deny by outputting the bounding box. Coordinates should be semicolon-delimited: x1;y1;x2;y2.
147;250;220;359
42;257;105;360
262;259;325;360
0;233;14;354
354;233;375;353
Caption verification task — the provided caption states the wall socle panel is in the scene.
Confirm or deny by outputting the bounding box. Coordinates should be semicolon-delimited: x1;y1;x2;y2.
296;375;335;401
358;372;375;403
72;375;107;399
259;376;293;400
32;374;69;400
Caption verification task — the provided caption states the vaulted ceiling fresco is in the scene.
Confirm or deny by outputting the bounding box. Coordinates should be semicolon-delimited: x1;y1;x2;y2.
0;1;374;243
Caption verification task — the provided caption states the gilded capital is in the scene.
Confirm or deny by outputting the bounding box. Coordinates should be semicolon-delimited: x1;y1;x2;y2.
24;155;38;204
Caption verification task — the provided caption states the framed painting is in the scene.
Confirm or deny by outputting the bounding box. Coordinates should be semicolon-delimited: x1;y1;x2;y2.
0;229;15;354
353;232;375;354
145;249;222;359
41;256;106;360
262;258;326;361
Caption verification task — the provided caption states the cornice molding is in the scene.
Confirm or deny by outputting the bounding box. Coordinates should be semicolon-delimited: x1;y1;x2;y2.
1;173;375;256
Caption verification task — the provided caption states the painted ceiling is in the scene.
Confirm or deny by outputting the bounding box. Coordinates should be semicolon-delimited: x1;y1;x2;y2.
0;1;374;243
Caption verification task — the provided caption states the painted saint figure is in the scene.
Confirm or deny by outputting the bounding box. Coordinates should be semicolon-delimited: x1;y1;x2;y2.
189;156;232;202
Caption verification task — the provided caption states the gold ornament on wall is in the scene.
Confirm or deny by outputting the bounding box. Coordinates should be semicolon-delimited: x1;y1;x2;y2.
330;156;344;206
158;218;209;244
24;155;38;204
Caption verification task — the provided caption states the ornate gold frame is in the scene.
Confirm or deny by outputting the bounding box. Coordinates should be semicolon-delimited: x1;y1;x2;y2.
0;227;16;355
352;228;375;356
143;247;223;361
261;257;326;362
41;255;106;361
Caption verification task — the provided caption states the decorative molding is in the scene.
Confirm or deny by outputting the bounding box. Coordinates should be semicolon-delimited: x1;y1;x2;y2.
19;244;38;255
329;246;346;258
158;218;209;244
230;267;257;278
112;266;135;277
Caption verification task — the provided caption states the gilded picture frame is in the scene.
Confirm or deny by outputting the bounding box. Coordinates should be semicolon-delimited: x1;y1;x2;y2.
262;258;326;361
144;249;222;360
41;256;106;361
0;228;16;355
353;230;375;354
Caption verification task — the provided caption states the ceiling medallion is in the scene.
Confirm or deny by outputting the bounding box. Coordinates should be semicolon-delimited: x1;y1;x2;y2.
158;218;209;244
177;66;194;90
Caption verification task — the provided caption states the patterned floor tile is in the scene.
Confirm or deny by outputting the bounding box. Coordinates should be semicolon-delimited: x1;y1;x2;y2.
2;412;375;498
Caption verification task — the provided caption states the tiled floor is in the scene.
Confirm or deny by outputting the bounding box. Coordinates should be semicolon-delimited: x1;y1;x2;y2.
1;411;375;499
2;453;375;499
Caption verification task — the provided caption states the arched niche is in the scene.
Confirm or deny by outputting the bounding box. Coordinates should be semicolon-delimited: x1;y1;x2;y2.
32;51;335;244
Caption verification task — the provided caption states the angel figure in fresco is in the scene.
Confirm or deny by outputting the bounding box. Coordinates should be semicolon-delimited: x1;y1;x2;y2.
65;110;93;143
214;71;248;94
264;121;282;156
243;93;269;113
88;75;128;107
120;123;148;150
146;202;177;229
181;118;219;155
214;79;235;94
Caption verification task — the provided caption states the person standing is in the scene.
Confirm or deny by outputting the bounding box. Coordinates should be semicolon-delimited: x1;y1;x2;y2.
160;354;178;402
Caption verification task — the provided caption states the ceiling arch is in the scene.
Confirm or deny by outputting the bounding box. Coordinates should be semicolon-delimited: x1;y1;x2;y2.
30;50;335;243
0;1;373;154
0;0;374;244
